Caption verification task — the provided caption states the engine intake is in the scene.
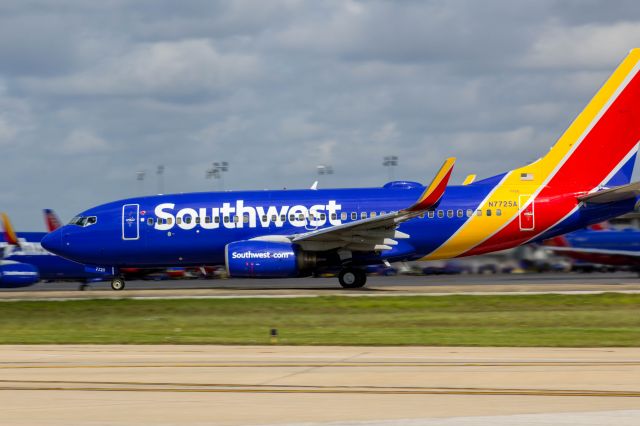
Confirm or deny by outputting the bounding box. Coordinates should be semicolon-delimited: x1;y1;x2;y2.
225;240;317;278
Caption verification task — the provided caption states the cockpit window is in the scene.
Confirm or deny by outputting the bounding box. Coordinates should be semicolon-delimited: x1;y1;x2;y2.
69;216;97;227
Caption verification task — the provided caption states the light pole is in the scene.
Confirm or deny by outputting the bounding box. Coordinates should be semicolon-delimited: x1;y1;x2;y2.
383;156;398;181
206;161;229;190
136;170;146;195
317;164;334;176
157;165;165;194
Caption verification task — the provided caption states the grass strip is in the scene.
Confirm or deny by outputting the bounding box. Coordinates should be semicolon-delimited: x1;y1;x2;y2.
0;293;639;346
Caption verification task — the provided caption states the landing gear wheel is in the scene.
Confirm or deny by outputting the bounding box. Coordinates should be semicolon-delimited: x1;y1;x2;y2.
111;277;125;291
78;283;89;291
338;268;367;289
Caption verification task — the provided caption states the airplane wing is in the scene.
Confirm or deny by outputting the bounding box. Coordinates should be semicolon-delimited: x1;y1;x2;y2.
289;158;455;252
578;181;640;204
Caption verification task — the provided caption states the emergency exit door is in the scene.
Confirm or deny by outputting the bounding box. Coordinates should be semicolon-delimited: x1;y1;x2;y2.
518;195;535;231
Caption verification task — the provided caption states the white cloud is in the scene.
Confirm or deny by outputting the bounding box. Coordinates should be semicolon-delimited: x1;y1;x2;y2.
20;39;260;97
62;129;110;154
522;21;640;69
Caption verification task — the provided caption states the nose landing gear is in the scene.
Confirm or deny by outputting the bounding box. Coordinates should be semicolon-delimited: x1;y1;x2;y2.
338;268;367;289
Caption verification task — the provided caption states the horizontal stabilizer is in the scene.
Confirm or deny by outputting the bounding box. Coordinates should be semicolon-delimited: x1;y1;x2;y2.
578;181;640;204
407;157;456;211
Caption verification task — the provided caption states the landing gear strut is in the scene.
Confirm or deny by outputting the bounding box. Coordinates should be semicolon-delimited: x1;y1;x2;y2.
111;277;126;291
338;268;367;289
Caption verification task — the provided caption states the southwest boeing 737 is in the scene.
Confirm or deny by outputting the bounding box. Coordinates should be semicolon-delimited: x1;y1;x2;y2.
43;50;640;290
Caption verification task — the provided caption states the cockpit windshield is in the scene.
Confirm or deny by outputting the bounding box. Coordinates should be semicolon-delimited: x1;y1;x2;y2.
69;216;98;227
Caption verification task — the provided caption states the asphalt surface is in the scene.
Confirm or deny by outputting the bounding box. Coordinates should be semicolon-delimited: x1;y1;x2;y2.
2;345;639;425
2;271;639;292
2;272;640;300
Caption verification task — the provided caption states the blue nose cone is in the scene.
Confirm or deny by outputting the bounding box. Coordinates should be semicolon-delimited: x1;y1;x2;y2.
41;229;63;256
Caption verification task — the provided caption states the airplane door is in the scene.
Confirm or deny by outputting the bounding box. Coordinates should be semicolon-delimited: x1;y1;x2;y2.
518;195;535;231
122;204;140;240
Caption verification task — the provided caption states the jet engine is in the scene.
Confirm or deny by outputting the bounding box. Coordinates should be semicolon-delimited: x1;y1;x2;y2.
225;240;317;278
0;260;39;287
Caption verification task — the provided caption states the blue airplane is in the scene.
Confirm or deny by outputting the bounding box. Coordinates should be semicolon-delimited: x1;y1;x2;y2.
544;223;640;269
0;211;111;288
43;49;640;291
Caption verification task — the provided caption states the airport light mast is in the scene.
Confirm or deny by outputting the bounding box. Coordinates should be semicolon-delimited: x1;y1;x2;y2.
206;161;229;190
383;156;398;181
136;170;146;195
157;165;165;194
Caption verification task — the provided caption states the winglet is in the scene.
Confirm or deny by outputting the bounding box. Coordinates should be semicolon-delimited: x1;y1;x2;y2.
1;213;19;246
43;209;62;232
310;181;318;190
407;157;456;211
462;174;476;185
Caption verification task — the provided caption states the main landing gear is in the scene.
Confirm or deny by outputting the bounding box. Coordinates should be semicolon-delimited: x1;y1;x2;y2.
111;277;126;291
338;268;367;289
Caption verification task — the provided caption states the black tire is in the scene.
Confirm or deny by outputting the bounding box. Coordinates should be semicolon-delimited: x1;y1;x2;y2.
338;268;367;289
111;277;125;291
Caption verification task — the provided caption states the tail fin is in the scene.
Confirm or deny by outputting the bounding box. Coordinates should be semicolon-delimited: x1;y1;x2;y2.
1;213;19;246
512;49;640;193
43;209;62;232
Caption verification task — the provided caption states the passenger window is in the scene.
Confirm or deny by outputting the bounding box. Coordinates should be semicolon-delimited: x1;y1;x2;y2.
167;217;173;225
243;215;249;223
289;214;295;221
341;212;347;220
380;211;386;215
205;216;212;224
486;209;492;217
195;217;200;224
214;216;220;224
437;210;444;218
351;212;357;220
147;218;154;225
331;213;337;220
298;214;304;221
419;213;425;219
262;215;268;222
427;211;434;219
496;209;502;216
176;217;182;224
186;217;193;224
370;212;377;218
224;216;229;223
447;210;453;218
476;210;482;217
280;214;286;221
233;216;239;223
271;215;277;222
320;213;326;221
466;209;473;218
457;210;463;218
361;212;367;219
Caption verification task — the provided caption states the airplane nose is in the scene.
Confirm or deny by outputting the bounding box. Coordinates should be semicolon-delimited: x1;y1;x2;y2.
41;229;63;255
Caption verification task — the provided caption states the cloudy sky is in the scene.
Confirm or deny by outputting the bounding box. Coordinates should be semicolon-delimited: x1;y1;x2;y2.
2;0;640;228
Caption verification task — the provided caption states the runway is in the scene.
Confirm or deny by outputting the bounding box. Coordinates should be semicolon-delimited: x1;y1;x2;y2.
2;272;640;300
1;345;639;425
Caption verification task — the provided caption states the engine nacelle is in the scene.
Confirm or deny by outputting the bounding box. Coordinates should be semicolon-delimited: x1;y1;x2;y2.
225;240;316;278
0;261;39;287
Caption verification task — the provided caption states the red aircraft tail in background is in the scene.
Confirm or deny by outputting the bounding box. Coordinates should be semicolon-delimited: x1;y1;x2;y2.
43;209;62;233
